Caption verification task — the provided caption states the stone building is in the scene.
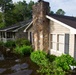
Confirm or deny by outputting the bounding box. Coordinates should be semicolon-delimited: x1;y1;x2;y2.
25;0;76;59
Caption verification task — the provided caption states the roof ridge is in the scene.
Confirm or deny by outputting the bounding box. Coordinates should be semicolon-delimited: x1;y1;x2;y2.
48;14;76;21
48;14;76;29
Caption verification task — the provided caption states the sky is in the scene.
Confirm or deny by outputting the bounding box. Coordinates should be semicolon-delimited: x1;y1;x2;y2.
12;0;76;16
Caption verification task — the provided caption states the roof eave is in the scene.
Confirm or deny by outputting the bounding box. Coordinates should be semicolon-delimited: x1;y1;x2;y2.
46;15;76;34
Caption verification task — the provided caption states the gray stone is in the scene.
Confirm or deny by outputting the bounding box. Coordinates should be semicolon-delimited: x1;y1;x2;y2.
0;68;6;73
6;48;10;52
11;63;28;72
8;70;32;75
20;63;28;69
15;59;21;63
11;64;21;71
0;54;4;61
32;1;49;52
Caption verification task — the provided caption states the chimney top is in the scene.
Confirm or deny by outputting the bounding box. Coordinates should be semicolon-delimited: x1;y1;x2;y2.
38;0;43;2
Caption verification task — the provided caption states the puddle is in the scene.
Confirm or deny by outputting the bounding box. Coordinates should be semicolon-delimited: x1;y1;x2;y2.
11;63;28;72
0;68;6;73
0;56;39;75
8;70;32;75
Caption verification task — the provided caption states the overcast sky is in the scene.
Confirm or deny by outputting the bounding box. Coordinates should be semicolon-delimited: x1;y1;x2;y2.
12;0;76;16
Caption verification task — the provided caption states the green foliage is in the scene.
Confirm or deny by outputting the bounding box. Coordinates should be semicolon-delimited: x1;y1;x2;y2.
22;45;33;55
14;45;33;55
30;50;48;66
54;54;76;71
30;51;65;75
4;40;16;48
0;0;15;26
15;38;31;46
56;9;65;15
52;64;65;75
12;38;32;56
47;54;57;62
0;12;5;28
14;45;23;55
0;41;4;46
37;61;65;75
30;50;52;75
30;51;76;75
0;0;35;27
0;22;5;28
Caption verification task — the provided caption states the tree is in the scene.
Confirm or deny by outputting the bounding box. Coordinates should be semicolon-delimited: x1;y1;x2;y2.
56;9;65;15
0;0;14;26
27;0;34;18
13;0;34;21
0;0;35;28
50;11;54;14
13;0;27;20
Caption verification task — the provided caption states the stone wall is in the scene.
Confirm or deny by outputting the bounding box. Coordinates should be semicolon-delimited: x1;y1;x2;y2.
32;1;50;53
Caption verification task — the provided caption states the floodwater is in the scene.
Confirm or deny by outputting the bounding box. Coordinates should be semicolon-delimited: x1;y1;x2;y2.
0;46;76;75
0;46;39;75
0;56;39;75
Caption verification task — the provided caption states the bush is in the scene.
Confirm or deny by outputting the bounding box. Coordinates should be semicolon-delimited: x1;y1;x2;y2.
47;54;57;62
14;45;33;55
54;54;76;71
30;50;52;75
4;40;16;48
30;50;48;66
22;45;33;55
0;41;4;46
14;45;23;55
15;38;31;46
30;51;65;75
30;51;76;75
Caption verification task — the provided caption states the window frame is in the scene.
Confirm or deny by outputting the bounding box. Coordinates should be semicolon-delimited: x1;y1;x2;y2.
50;33;65;52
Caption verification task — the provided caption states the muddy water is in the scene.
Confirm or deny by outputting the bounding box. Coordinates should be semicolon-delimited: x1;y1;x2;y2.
0;54;39;75
0;47;76;75
0;46;40;75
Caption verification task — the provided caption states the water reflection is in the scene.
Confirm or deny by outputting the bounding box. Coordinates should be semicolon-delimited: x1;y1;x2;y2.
0;52;4;61
0;56;39;75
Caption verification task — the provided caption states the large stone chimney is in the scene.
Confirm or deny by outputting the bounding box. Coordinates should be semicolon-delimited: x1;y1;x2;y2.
32;1;50;53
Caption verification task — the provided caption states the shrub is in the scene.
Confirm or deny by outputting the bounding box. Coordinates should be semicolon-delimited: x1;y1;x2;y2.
22;45;33;55
4;40;16;48
47;54;57;62
30;50;52;75
30;50;48;66
15;38;31;46
14;45;23;55
30;51;65;75
54;54;76;71
0;41;4;46
14;45;33;55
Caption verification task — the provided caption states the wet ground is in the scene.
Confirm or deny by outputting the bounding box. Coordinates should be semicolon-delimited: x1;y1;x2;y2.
0;46;40;75
0;56;39;75
0;46;76;75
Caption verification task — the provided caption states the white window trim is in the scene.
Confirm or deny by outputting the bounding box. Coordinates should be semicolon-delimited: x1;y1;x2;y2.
50;33;65;53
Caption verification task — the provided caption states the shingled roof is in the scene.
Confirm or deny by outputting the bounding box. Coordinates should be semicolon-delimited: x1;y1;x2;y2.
0;19;32;32
48;14;76;29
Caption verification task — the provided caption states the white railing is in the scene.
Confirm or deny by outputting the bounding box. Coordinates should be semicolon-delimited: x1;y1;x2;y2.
0;38;15;42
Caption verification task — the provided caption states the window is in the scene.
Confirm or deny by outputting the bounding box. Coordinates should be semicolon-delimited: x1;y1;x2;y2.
51;34;57;50
65;34;69;54
7;32;12;38
57;34;64;52
30;32;32;43
51;34;64;52
1;32;5;38
50;34;69;54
